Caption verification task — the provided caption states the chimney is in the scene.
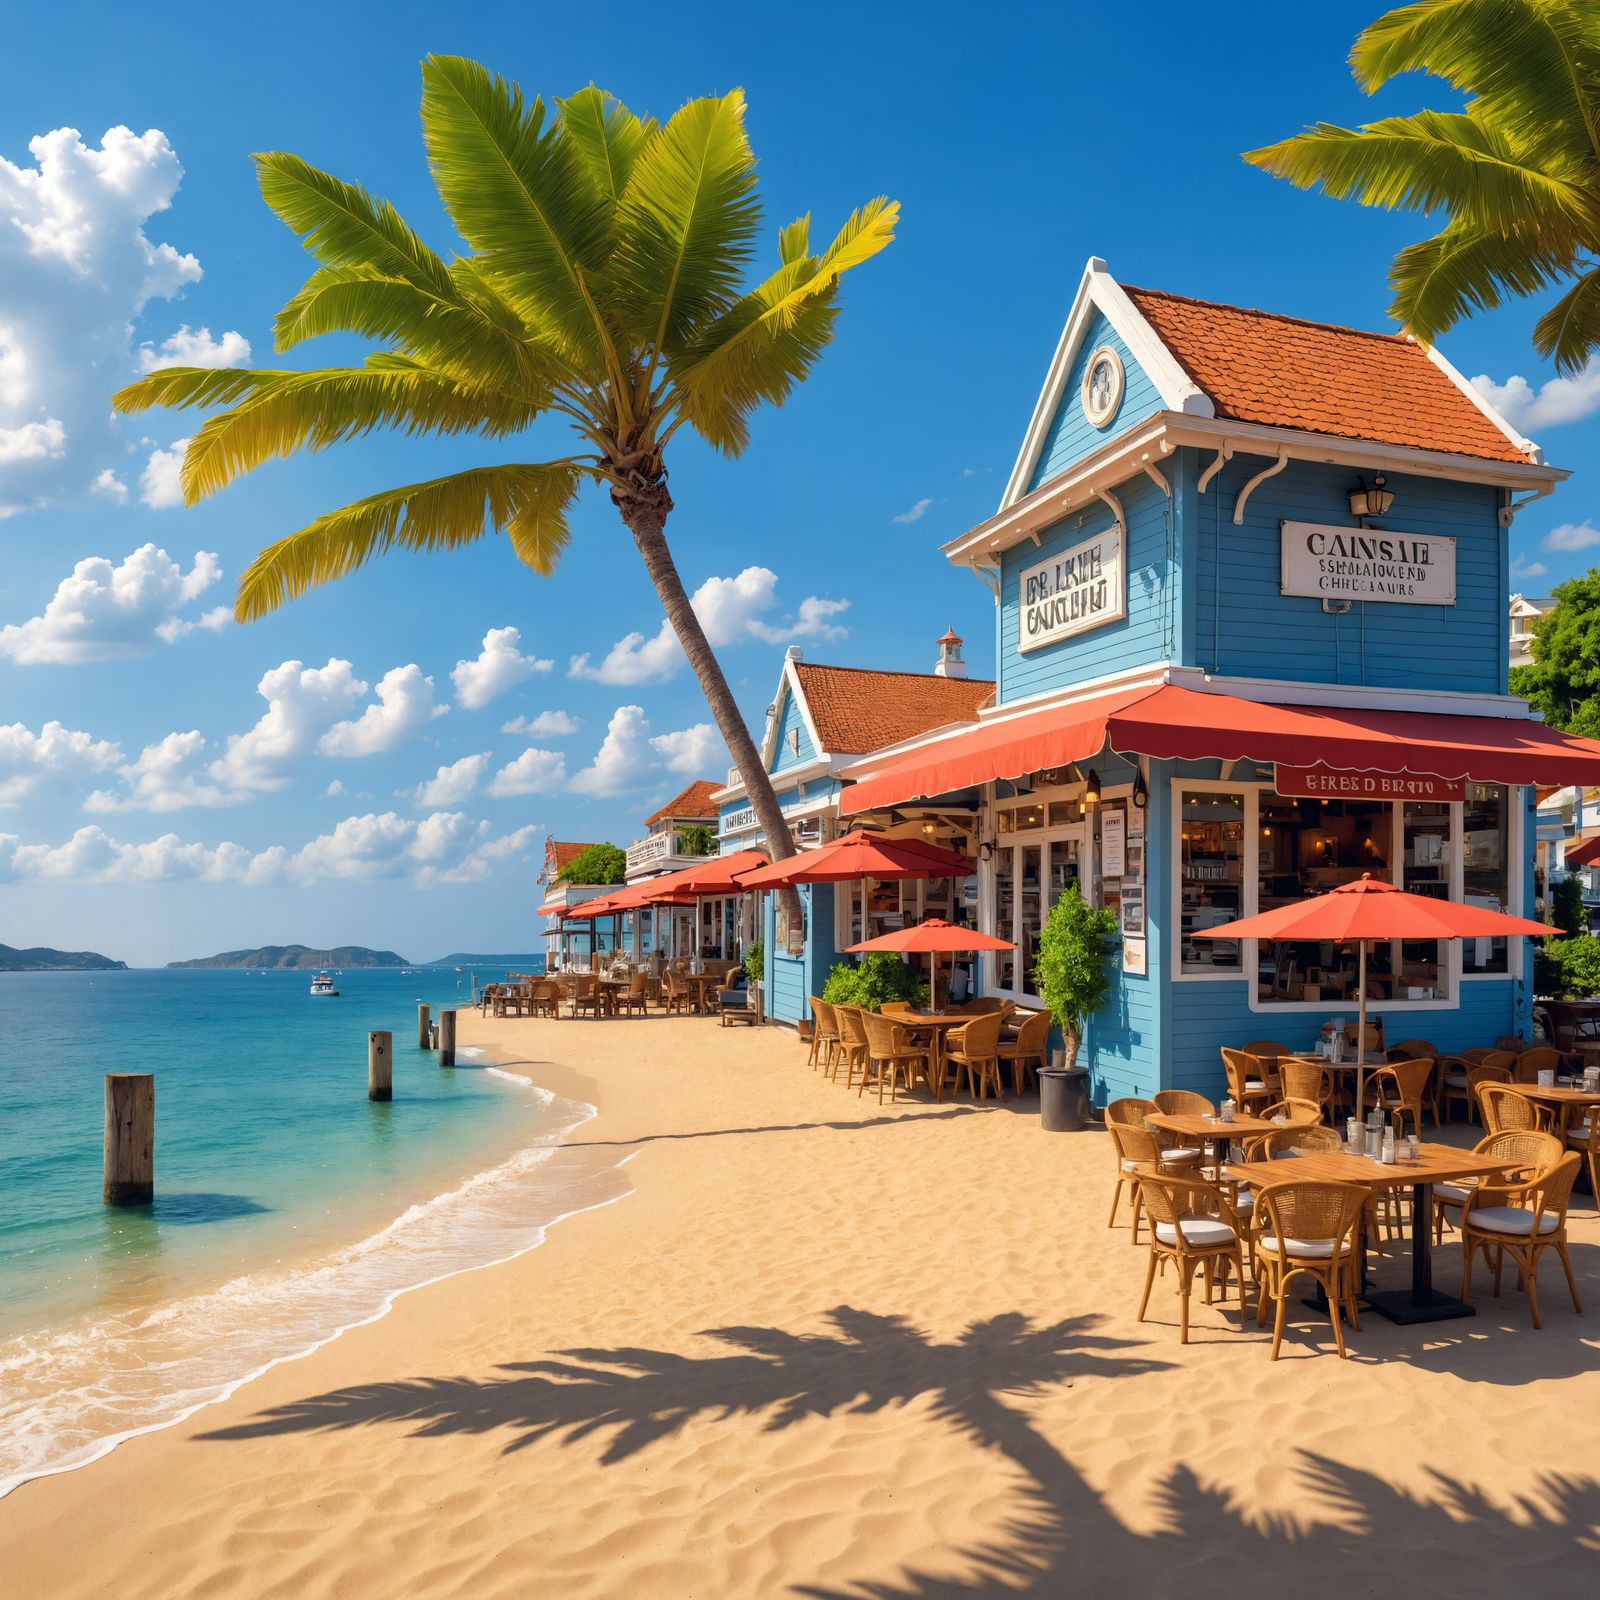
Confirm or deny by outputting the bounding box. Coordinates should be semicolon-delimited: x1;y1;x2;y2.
934;625;966;678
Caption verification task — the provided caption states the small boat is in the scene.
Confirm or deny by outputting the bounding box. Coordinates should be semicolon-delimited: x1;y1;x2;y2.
309;971;340;997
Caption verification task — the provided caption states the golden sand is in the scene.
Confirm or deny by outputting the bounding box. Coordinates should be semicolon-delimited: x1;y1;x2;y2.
5;1012;1598;1598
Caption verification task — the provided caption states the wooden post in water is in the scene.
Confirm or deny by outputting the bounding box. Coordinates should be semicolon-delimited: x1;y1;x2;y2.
417;1002;431;1048
368;1030;393;1102
104;1073;154;1206
439;1008;456;1067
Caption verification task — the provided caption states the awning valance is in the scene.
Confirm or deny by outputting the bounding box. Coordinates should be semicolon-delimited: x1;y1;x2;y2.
841;683;1600;814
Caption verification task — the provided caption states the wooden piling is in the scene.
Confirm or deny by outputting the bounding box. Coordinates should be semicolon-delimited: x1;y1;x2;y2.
104;1073;154;1206
417;1002;431;1048
439;1008;456;1067
368;1030;393;1102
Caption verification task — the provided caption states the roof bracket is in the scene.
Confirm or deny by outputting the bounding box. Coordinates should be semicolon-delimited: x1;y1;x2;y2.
1096;487;1125;528
1140;449;1171;498
1232;447;1289;525
1501;483;1553;528
968;558;1000;598
1196;442;1233;497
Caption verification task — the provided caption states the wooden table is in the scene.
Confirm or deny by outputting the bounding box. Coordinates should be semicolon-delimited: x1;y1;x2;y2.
1508;1081;1600;1132
888;1013;969;1101
1146;1110;1283;1145
681;972;719;1015
1224;1142;1522;1325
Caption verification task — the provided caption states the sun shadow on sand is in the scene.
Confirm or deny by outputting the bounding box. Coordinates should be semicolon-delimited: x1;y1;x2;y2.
197;1303;1600;1595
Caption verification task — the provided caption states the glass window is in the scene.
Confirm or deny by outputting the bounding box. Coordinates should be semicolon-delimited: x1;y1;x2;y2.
1399;801;1451;1000
1180;791;1245;974
1463;784;1510;975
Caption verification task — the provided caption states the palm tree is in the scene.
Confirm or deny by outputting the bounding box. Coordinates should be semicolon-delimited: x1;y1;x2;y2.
114;57;897;892
1244;0;1600;372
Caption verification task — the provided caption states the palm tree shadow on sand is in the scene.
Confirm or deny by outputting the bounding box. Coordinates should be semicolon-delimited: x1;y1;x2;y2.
199;1307;1599;1598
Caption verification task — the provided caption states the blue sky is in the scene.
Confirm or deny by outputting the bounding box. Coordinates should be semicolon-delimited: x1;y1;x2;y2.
1;1;1593;965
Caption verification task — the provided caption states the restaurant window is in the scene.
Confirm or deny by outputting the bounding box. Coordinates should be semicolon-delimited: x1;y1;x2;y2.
1462;783;1511;975
1180;790;1245;975
991;796;1083;997
1398;801;1451;1001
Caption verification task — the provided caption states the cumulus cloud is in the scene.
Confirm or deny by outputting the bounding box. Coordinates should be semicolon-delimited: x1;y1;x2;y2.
0;544;224;663
324;779;345;798
0;125;238;515
0;718;121;806
487;747;567;797
501;709;579;738
136;324;250;373
1510;552;1549;581
410;752;491;806
209;657;367;792
1473;358;1600;431
567;706;723;796
892;496;933;525
1543;520;1600;553
450;625;553;709
318;664;445;757
568;567;849;685
82;729;243;813
139;437;190;508
649;722;726;776
0;824;281;885
90;467;128;503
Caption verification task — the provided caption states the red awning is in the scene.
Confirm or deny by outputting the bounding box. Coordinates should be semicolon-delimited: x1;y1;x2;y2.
639;847;769;899
1567;835;1600;868
841;683;1600;813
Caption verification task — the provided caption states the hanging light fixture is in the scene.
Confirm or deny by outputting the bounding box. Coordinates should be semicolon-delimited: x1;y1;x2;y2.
1131;768;1148;809
1083;769;1102;806
1348;472;1395;518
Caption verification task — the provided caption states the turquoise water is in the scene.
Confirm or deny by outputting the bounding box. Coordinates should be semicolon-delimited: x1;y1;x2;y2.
0;964;621;1497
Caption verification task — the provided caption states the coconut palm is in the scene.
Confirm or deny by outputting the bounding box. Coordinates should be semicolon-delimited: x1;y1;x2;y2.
1244;0;1600;372
113;57;897;880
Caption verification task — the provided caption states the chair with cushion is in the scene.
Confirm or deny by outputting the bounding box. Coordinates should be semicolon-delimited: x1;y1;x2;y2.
1106;1118;1160;1241
1370;1057;1437;1135
1134;1170;1247;1343
1566;1102;1600;1213
1461;1152;1583;1327
1152;1089;1216;1118
718;985;758;1026
860;1011;928;1104
945;1010;1006;1103
1442;1054;1509;1123
1433;1129;1561;1244
1221;1048;1275;1115
1253;1181;1368;1360
1278;1058;1334;1122
998;1008;1051;1098
616;973;652;1018
1480;1082;1543;1135
807;997;840;1070
832;1006;871;1089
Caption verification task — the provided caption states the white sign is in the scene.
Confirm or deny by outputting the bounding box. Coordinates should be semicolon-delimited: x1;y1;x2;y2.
1280;521;1455;606
1017;527;1125;652
1100;807;1126;878
1122;935;1146;976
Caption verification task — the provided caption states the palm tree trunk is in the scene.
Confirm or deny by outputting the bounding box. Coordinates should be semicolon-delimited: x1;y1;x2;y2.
616;482;804;935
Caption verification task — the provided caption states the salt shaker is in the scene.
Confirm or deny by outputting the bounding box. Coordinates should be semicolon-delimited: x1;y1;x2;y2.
1381;1127;1397;1165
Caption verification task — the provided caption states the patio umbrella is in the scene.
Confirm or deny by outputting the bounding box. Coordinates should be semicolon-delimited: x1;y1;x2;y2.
1192;874;1550;1116
844;917;1014;1009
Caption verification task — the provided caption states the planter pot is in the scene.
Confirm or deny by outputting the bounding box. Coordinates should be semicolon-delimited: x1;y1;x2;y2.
749;982;765;1024
1038;1067;1090;1133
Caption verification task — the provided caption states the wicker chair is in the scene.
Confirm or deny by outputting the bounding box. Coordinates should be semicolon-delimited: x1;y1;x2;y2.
1433;1129;1561;1244
662;969;695;1016
808;997;840;1070
1567;1103;1600;1214
568;973;603;1019
1256;1097;1323;1126
1461;1151;1584;1326
1253;1181;1368;1359
955;997;1009;1016
1106;1118;1161;1242
1221;1048;1275;1115
615;973;652;1017
1480;1082;1542;1134
1278;1058;1334;1122
832;1006;870;1089
998;1008;1051;1098
1152;1089;1216;1117
1513;1046;1565;1086
1134;1170;1248;1343
1261;1124;1344;1158
946;1010;1006;1102
1387;1040;1442;1122
860;1011;927;1104
1370;1057;1437;1135
1239;1040;1291;1076
1441;1055;1510;1123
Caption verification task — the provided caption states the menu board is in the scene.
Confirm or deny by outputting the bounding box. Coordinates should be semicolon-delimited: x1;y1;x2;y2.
1101;808;1126;878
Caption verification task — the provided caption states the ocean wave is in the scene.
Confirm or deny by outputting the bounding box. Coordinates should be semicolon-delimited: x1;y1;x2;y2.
0;1080;627;1499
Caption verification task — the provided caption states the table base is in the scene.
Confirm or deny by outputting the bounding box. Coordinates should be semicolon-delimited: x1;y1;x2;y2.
1363;1287;1476;1325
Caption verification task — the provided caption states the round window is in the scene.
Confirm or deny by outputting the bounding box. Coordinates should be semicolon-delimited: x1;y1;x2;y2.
1081;345;1125;429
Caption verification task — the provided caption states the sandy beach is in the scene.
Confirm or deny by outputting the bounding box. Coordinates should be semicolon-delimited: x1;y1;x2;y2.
6;1011;1599;1598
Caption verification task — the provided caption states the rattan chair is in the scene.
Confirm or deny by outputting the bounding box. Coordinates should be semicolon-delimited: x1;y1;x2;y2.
1261;1124;1345;1158
946;1010;1006;1102
1221;1048;1275;1115
1441;1055;1509;1123
616;973;652;1017
1152;1089;1216;1117
1134;1170;1248;1343
1461;1151;1584;1326
1106;1117;1161;1241
1513;1046;1565;1086
955;997;1009;1016
1370;1057;1437;1134
1239;1040;1291;1075
1566;1103;1600;1213
1480;1082;1542;1134
568;973;603;1019
662;969;695;1016
1253;1181;1368;1359
1432;1129;1561;1244
832;1006;870;1089
998;1008;1051;1098
1278;1058;1334;1122
861;1011;927;1104
1256;1097;1324;1126
808;997;840;1070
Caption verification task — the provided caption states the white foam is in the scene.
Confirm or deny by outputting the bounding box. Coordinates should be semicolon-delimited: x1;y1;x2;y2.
0;1079;626;1499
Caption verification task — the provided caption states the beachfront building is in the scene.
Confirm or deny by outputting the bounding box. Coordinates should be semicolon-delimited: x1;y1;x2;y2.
537;838;622;967
829;259;1600;1104
622;779;723;958
1509;592;1555;670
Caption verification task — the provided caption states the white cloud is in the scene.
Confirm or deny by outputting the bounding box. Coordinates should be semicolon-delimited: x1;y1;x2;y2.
136;324;249;373
569;567;849;685
450;625;553;709
318;664;445;757
0;125;206;514
1510;552;1549;580
139;437;190;509
0;544;224;663
324;779;345;798
569;704;653;796
487;747;567;797
1543;520;1600;553
90;467;128;503
82;729;242;813
1472;358;1600;431
209;657;367;791
649;722;726;776
416;823;540;887
0;824;281;885
410;752;491;806
0;718;121;806
501;709;579;738
892;496;934;525
156;604;230;643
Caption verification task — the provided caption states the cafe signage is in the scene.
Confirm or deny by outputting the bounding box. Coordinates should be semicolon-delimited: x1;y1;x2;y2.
1275;763;1465;803
1017;526;1125;653
1280;520;1455;606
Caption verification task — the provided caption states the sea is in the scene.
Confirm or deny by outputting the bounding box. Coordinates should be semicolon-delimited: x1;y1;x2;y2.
0;961;620;1499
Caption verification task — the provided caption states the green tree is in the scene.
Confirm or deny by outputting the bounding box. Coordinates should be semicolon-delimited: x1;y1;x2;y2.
822;953;928;1012
1033;883;1118;1069
1509;570;1600;735
677;824;715;857
1245;1;1600;371
1550;871;1589;935
556;842;626;885
113;58;896;898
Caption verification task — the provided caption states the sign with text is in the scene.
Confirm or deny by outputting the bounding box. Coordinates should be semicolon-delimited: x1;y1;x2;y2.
1275;763;1465;803
1017;526;1125;652
1280;521;1455;606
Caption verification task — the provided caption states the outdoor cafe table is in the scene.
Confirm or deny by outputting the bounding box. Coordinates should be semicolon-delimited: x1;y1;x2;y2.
1509;1081;1600;1133
1146;1110;1283;1148
1223;1142;1522;1325
887;1012;969;1101
681;972;719;1015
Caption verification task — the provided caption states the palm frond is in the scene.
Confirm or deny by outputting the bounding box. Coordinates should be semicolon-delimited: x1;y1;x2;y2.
235;462;586;620
1389;217;1570;340
1534;264;1600;370
778;214;812;265
610;90;761;354
558;86;653;204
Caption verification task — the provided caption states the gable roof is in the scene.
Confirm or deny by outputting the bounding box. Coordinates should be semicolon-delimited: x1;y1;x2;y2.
645;780;720;825
1123;285;1532;466
792;662;994;755
541;839;596;884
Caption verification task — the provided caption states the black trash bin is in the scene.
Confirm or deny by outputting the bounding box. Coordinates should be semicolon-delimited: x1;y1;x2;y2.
1039;1066;1090;1132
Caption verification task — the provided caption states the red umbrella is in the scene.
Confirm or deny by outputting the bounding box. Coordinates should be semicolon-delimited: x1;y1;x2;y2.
843;917;1014;1010
1193;875;1549;1115
735;828;972;888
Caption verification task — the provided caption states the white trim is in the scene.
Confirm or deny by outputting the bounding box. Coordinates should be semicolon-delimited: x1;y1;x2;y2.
712;752;851;806
1418;339;1543;463
1232;446;1288;525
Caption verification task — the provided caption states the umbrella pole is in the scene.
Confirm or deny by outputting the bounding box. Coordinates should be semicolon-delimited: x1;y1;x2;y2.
1355;940;1369;1121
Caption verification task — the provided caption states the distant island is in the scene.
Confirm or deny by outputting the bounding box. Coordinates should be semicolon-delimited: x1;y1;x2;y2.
0;943;127;972
424;952;546;969
168;945;409;970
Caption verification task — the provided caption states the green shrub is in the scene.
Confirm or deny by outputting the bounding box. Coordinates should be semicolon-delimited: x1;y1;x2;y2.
1033;881;1118;1067
556;842;626;885
822;952;929;1012
1538;934;1600;999
744;939;764;986
678;824;715;857
1550;874;1588;937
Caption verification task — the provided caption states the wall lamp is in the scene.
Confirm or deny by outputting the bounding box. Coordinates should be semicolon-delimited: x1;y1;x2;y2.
1083;769;1102;806
1131;769;1148;809
1349;473;1395;519
979;839;996;862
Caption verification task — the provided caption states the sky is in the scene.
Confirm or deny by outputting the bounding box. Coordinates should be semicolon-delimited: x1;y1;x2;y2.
1;1;1595;965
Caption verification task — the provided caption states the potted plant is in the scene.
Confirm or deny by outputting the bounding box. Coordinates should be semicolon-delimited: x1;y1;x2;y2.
822;953;929;1012
1032;882;1117;1130
744;939;765;1022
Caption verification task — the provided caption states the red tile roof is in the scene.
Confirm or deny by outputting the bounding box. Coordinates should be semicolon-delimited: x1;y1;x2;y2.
645;779;721;825
541;839;596;884
1122;286;1531;464
793;662;994;755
